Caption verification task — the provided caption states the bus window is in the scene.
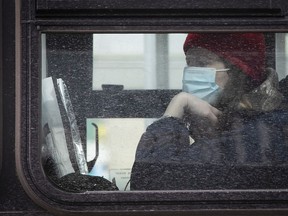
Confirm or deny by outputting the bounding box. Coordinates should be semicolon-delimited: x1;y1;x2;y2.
92;34;186;90
15;0;288;214
40;32;288;192
41;33;186;191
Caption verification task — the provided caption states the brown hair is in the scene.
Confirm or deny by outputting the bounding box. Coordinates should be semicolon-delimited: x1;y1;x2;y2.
217;61;263;111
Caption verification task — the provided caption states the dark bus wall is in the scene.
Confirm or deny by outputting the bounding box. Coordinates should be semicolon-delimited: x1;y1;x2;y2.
0;0;50;214
2;0;288;215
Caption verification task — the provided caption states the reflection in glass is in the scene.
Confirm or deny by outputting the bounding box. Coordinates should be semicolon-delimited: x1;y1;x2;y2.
41;32;288;192
92;34;186;90
86;118;155;190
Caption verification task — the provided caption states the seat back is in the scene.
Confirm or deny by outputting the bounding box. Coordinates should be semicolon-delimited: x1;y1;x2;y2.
41;77;88;178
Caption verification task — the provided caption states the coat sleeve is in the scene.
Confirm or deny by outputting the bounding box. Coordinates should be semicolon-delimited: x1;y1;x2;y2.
130;117;191;190
133;117;190;162
129;116;224;190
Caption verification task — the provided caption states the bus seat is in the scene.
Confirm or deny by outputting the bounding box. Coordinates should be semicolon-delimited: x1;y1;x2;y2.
41;77;118;192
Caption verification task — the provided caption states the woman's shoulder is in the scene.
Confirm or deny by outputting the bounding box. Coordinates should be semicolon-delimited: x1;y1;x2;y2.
221;109;288;140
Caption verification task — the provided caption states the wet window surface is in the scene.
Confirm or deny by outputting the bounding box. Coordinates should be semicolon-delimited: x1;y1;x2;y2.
41;32;288;192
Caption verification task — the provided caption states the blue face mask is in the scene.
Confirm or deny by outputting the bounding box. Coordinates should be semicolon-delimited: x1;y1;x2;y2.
182;66;226;104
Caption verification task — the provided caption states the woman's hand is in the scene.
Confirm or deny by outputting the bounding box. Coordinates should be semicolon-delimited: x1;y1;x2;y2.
163;92;222;125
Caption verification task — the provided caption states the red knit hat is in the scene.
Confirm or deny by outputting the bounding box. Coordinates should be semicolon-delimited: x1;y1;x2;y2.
183;33;266;81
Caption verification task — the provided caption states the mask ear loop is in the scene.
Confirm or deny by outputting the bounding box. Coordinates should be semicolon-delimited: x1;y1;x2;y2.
216;68;230;72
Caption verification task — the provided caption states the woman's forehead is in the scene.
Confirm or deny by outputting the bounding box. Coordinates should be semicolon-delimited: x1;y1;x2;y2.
206;62;226;70
186;47;222;66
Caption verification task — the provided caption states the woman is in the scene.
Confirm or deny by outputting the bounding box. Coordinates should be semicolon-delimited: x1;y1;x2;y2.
130;33;288;190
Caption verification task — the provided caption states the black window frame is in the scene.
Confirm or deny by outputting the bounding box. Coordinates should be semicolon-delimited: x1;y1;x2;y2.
0;0;3;175
16;0;288;215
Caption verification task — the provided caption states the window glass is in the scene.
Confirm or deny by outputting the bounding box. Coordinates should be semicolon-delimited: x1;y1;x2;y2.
92;34;186;90
86;118;155;190
41;32;288;192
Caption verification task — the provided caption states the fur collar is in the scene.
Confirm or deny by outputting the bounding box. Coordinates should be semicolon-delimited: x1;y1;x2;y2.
238;68;284;112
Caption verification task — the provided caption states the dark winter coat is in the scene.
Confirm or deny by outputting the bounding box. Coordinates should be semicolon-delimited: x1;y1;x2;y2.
130;69;288;190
